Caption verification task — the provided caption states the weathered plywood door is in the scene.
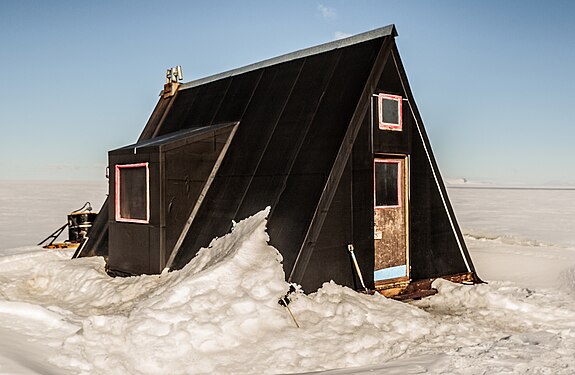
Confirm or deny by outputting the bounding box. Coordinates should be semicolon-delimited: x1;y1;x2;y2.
373;157;409;287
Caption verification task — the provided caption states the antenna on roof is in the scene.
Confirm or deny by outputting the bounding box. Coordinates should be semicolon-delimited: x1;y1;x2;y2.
166;65;184;83
163;65;184;98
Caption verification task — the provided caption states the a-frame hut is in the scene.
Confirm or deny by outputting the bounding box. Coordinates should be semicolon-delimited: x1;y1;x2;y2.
78;25;479;297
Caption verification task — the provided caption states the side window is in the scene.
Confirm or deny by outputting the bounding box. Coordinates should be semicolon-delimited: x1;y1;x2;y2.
378;93;402;131
115;163;150;223
374;159;401;208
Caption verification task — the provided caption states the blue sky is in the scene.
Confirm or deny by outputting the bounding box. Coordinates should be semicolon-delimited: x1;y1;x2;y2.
1;1;574;185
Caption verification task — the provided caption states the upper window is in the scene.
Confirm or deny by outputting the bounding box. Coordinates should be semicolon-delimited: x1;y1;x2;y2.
378;93;402;131
115;163;150;224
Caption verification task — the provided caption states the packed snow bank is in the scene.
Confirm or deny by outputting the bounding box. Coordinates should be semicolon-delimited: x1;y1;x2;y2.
46;208;436;374
55;208;292;374
0;208;441;374
1;186;575;374
411;279;575;373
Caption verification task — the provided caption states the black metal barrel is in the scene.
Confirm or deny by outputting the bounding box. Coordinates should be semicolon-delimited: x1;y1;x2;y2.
68;212;98;243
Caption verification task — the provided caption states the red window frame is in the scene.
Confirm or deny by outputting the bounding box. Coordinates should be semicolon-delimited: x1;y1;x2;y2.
377;93;403;131
115;162;150;224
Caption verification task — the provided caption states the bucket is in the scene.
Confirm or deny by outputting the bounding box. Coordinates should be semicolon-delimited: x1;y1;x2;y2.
68;212;98;243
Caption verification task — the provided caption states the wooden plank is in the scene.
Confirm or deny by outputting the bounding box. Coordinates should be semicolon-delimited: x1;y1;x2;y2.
375;271;480;299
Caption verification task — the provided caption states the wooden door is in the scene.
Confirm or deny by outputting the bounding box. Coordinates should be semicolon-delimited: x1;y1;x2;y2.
373;157;409;287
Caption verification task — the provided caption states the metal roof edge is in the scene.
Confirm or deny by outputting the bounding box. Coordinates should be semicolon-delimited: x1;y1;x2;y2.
179;24;397;91
111;122;238;152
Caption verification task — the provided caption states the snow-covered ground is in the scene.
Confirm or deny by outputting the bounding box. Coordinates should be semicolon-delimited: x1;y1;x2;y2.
0;181;574;374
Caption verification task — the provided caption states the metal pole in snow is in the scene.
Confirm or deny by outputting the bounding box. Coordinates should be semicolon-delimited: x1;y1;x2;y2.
283;302;300;328
279;294;300;328
348;244;369;293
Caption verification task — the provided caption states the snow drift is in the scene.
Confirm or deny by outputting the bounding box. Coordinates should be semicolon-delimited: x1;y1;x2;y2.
1;185;575;374
0;208;441;374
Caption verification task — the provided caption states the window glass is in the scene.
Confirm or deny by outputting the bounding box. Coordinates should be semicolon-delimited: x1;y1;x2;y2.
378;94;402;131
375;161;399;207
382;98;399;125
116;163;149;223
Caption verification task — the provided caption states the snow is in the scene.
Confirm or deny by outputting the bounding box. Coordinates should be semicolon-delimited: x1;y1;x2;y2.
0;181;575;374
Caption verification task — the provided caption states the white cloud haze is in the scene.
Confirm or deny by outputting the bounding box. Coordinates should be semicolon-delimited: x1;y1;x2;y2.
334;31;352;40
317;4;336;19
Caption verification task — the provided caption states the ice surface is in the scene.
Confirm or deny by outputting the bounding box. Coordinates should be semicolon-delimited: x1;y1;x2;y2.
0;182;574;374
0;180;107;251
448;188;575;290
448;187;575;248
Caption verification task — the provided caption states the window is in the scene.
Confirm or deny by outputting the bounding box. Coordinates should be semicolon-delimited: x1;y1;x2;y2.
115;163;150;223
374;159;401;208
378;93;402;131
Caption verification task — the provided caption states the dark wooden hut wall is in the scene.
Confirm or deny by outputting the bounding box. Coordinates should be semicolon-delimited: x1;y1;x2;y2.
170;60;306;269
269;40;381;281
372;53;411;155
287;36;396;287
351;114;376;289
303;157;354;291
162;129;235;264
233;51;341;221
170;39;383;276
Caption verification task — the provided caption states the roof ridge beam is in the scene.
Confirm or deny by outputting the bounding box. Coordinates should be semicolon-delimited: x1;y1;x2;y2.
179;25;397;91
